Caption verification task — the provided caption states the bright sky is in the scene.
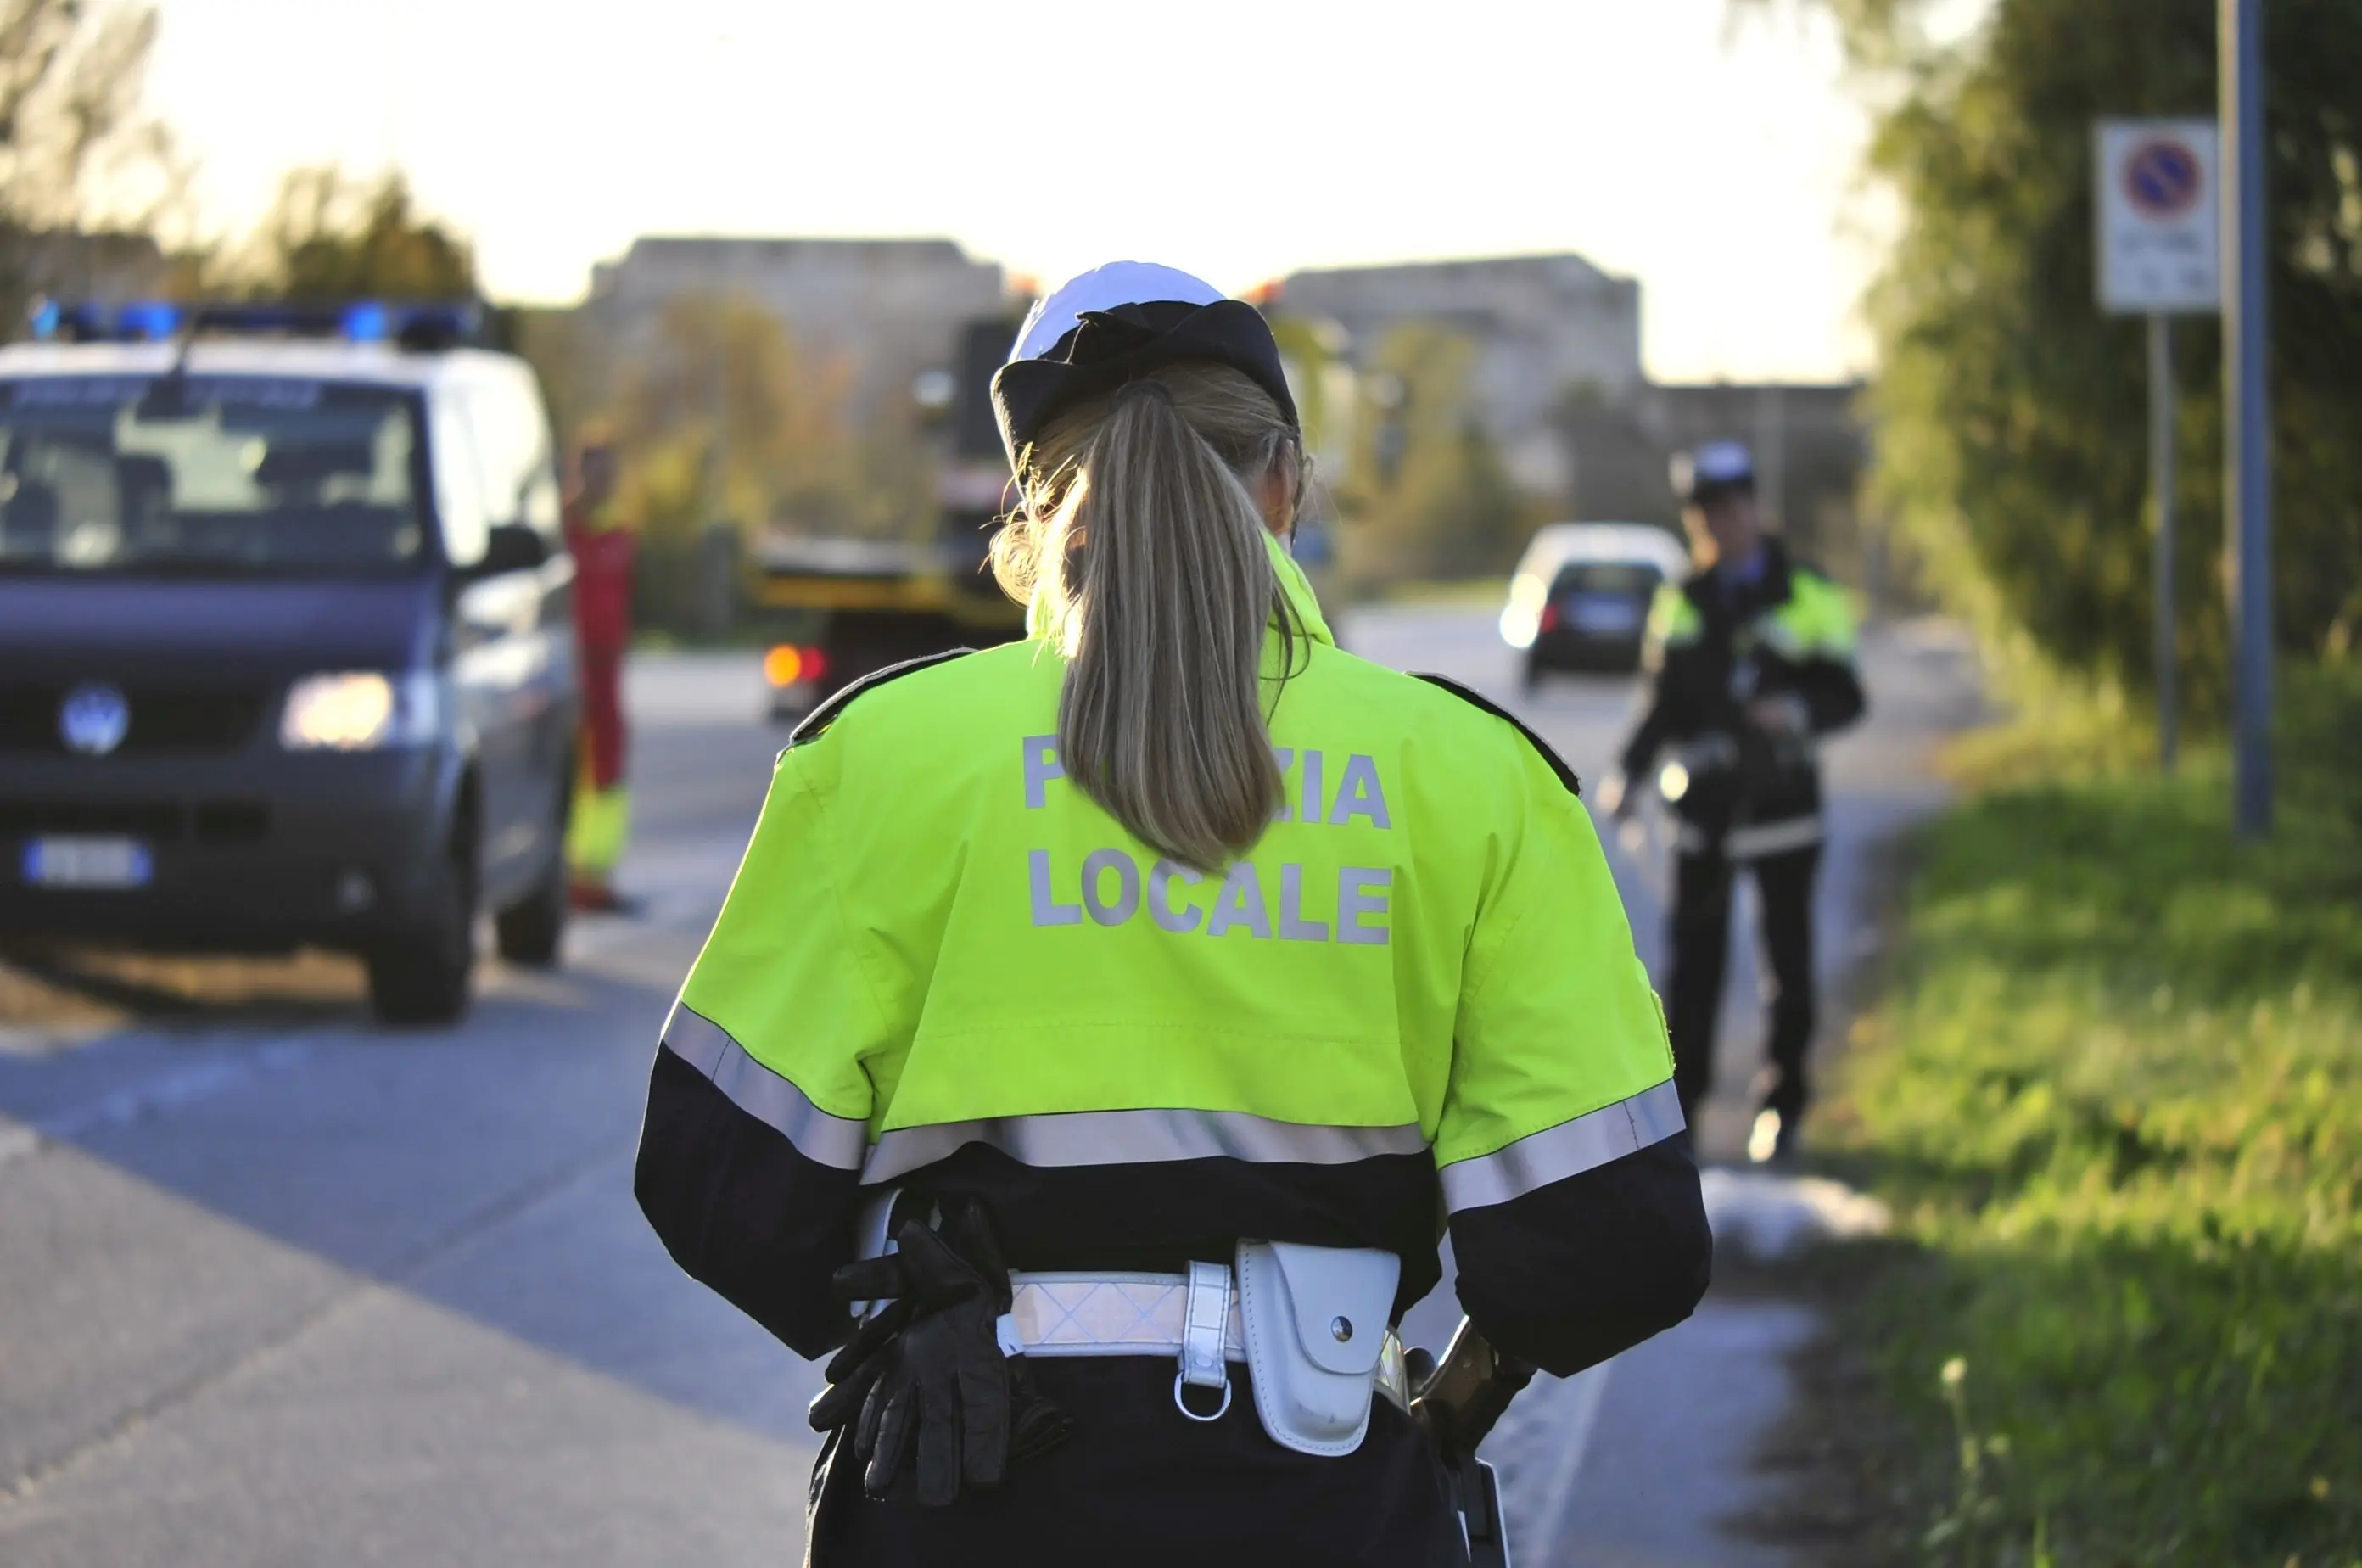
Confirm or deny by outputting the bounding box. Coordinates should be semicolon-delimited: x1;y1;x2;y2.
144;0;1913;383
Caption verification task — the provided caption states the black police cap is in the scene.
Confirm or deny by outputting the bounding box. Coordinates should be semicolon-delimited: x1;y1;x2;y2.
992;262;1299;468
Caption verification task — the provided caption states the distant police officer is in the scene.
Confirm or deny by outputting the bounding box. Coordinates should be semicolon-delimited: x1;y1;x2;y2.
635;263;1710;1566
1607;442;1866;1162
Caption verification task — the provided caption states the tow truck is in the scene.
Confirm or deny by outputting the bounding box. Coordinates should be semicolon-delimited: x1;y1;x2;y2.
749;305;1361;718
756;317;1027;720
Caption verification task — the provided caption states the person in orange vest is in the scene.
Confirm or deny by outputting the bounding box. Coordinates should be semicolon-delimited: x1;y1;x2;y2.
564;436;635;911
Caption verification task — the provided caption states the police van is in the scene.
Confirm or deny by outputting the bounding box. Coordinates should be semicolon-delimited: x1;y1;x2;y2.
0;301;579;1025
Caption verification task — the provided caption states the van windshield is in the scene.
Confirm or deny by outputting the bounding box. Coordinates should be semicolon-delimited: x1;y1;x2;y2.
0;375;428;577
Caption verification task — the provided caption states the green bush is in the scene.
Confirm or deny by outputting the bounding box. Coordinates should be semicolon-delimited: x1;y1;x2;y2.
1831;663;2362;1564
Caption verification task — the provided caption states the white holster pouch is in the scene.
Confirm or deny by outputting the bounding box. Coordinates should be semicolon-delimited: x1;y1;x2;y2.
1234;1240;1402;1457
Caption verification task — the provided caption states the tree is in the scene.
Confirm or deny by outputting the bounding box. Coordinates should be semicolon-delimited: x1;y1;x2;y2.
249;166;476;300
1268;313;1356;485
1336;322;1532;585
1798;0;2362;696
584;291;935;630
507;305;606;451
607;291;921;540
0;0;177;323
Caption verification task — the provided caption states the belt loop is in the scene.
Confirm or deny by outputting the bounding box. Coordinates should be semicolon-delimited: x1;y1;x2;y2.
1180;1261;1231;1389
1173;1259;1234;1421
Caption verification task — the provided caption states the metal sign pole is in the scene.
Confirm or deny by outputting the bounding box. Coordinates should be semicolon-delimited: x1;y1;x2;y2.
2221;0;2274;837
2095;115;2218;780
2148;314;2177;771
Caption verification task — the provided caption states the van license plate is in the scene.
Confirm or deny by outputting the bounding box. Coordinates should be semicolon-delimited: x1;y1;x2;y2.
1568;595;1642;634
22;837;153;889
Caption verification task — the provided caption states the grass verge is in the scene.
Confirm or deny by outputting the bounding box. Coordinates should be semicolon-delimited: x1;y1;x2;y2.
1804;661;2362;1565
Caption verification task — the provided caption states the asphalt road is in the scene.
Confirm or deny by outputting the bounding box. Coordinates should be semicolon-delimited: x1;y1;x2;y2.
0;607;1976;1567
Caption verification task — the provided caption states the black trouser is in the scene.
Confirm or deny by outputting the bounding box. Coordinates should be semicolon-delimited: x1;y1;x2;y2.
1664;840;1821;1126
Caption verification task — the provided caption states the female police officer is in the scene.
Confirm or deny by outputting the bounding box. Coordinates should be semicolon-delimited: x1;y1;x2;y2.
635;263;1710;1565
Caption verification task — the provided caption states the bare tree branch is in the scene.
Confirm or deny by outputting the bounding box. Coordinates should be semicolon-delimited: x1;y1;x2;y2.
0;0;173;322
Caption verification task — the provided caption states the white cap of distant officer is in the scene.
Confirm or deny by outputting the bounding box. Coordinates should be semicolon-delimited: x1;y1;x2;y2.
1670;440;1762;571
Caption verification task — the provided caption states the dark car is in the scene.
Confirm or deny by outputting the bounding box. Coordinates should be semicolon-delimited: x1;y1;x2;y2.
1501;522;1691;684
0;306;579;1024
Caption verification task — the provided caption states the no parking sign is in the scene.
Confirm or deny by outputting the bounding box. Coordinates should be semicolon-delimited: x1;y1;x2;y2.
2095;119;2221;314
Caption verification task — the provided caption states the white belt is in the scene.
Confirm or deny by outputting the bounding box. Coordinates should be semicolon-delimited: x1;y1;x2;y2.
998;1264;1411;1420
1005;1268;1249;1361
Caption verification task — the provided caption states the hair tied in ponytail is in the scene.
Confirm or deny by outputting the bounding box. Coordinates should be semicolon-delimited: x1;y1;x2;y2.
991;361;1300;871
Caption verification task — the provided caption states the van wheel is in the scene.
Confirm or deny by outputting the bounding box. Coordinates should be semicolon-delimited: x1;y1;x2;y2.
495;839;568;968
368;846;477;1027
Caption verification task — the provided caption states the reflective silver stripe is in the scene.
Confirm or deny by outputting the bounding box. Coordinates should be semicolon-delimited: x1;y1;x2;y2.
863;1107;1426;1186
1724;816;1824;860
1438;1078;1687;1213
1674;814;1824;859
662;1003;870;1171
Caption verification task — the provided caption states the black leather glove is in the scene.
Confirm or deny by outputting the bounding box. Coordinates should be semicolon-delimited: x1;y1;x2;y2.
807;1199;1070;1507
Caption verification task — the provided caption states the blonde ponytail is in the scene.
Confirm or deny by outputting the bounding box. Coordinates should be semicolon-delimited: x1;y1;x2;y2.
991;364;1303;871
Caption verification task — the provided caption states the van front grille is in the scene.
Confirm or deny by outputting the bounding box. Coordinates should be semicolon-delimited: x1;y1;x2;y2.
0;799;270;843
0;683;269;754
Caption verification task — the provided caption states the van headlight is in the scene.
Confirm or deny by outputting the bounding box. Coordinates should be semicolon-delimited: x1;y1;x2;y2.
281;672;439;751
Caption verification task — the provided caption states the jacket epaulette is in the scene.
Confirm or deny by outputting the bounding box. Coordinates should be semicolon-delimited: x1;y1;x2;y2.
1410;673;1581;798
786;648;976;752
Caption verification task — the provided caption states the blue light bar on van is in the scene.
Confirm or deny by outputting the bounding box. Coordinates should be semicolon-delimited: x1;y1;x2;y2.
341;301;392;343
30;300;184;342
24;298;487;348
120;301;183;339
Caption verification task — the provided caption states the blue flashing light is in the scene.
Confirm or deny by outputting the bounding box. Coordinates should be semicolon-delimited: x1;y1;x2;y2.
120;301;182;341
342;301;392;343
30;300;60;340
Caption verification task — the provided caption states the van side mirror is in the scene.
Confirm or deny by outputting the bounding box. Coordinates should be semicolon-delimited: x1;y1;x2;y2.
478;521;547;576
